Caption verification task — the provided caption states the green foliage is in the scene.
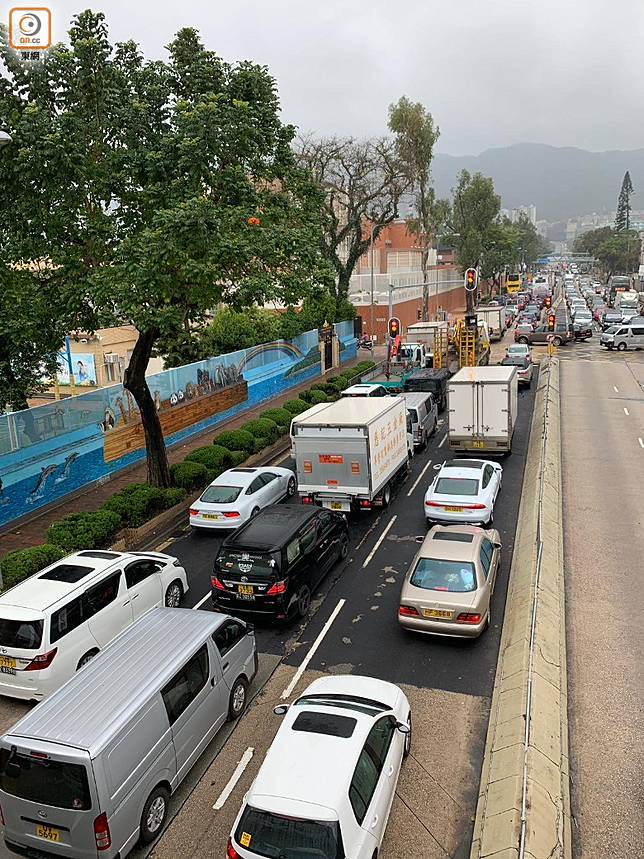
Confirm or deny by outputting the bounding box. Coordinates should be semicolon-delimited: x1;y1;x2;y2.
103;483;186;528
283;399;309;414
198;307;282;360
307;389;329;405
163;488;188;508
573;227;614;256
47;510;122;553
228;450;248;466
615;171;634;232
0;545;67;591
185;445;232;471
261;408;293;428
213;429;255;453
449;170;501;270
253;437;269;453
170;461;209;491
243;418;279;443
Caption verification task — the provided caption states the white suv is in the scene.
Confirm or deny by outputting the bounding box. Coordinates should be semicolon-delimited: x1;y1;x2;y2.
0;549;188;700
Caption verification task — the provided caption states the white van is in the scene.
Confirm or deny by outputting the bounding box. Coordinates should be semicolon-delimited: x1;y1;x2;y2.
0;550;188;701
0;609;257;859
600;323;644;351
402;391;438;448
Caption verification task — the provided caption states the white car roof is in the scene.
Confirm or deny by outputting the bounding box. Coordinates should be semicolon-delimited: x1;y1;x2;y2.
209;467;263;488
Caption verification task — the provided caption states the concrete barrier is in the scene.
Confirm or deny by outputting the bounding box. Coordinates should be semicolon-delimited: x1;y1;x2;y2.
470;357;572;859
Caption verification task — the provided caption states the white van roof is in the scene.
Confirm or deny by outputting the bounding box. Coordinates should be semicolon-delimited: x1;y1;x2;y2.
4;609;226;756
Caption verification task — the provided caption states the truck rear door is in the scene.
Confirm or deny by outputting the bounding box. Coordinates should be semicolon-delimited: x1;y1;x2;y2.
479;383;510;440
294;436;370;495
448;382;476;439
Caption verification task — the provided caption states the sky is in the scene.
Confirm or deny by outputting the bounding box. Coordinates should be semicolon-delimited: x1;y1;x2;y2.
3;0;644;155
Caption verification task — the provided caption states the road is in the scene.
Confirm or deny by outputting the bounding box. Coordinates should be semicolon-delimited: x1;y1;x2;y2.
561;348;644;858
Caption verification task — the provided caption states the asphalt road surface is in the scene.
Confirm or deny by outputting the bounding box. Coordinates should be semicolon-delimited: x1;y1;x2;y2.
561;347;644;859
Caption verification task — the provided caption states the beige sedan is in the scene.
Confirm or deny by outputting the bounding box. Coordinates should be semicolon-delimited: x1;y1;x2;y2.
398;524;501;638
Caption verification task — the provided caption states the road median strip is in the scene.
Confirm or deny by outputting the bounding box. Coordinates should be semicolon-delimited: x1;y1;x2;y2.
470;357;572;859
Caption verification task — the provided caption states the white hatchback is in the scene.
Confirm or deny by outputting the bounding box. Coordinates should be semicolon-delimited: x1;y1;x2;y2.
424;459;502;527
0;550;188;700
227;675;411;859
189;467;297;530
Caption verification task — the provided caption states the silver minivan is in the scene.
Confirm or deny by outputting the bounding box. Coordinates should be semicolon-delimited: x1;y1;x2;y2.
403;391;438;449
0;609;257;858
600;324;644;351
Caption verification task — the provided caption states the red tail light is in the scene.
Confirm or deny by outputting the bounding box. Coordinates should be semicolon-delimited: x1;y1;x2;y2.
266;579;288;596
456;612;482;624
24;648;57;672
93;812;111;851
301;496;312;504
227;838;240;859
223;511;240;519
360;499;371;508
399;605;419;617
211;576;226;591
189;508;199;516
462;503;486;510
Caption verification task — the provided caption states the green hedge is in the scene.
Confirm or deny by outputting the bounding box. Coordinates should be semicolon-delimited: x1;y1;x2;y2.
243;418;279;443
228;450;248;466
283;399;309;415
308;389;329;405
261;408;292;430
0;544;67;591
170;460;210;491
213;428;255;454
253;436;269;453
47;510;122;553
103;484;185;528
185;444;232;472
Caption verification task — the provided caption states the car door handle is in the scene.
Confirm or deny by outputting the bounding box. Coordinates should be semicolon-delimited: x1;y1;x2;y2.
222;662;229;671
122;600;130;607
370;814;379;829
387;764;394;776
132;594;139;600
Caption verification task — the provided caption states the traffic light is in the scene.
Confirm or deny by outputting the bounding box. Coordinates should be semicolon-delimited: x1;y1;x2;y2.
388;317;401;339
464;268;478;291
544;296;552;309
547;314;556;331
417;308;422;321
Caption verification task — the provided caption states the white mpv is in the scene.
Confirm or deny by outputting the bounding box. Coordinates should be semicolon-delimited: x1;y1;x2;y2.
0;549;188;701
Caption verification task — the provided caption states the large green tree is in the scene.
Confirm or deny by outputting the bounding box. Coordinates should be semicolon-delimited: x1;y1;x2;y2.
615;171;634;232
0;13;329;485
449;170;501;273
573;226;613;256
388;96;449;320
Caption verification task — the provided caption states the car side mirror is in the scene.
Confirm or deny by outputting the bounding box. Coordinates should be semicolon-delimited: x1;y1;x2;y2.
245;622;255;635
273;704;289;716
494;542;502;550
396;721;411;734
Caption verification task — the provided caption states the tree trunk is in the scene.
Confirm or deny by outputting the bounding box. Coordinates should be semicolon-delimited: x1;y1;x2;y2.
123;327;171;488
336;268;352;315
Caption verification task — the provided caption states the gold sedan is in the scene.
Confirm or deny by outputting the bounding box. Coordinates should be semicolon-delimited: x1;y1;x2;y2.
398;524;501;638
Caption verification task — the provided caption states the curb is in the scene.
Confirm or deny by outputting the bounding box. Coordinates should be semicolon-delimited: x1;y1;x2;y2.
470;357;572;859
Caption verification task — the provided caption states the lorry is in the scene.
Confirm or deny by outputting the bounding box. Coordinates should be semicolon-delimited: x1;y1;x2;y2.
475;306;505;341
291;397;411;512
447;365;518;454
403;367;452;412
615;290;640;312
404;320;450;366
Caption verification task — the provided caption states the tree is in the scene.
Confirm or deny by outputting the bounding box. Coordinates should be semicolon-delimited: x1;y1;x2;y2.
615;171;634;232
595;230;640;278
199;308;281;358
0;13;330;486
449;170;501;269
388;97;449;320
294;135;409;312
573;226;614;256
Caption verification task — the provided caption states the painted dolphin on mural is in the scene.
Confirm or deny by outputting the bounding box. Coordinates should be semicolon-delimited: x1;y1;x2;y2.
26;463;59;504
0;478;9;507
54;452;79;484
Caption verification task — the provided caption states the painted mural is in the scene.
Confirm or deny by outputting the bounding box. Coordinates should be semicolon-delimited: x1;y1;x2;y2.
0;323;356;530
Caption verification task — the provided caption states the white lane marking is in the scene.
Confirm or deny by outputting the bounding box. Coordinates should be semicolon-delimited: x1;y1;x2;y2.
212;747;254;810
362;515;397;569
624;407;630;416
407;460;433;497
280;598;346;700
639;438;644;449
193;592;211;610
438;433;447;448
613;385;619;393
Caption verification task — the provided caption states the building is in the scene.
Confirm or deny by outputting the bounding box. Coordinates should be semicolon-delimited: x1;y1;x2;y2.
511;204;537;226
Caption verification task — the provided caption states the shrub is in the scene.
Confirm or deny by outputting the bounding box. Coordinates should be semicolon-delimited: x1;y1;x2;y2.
328;377;349;392
213;428;255;454
261;408;293;429
162;488;187;508
243;418;279;443
327;392;341;402
186;445;232;471
47;510;122;553
283;399;309;415
253;437;269;453
228;450;248;466
308;389;329;404
170;461;209;491
104;484;164;528
0;544;67;590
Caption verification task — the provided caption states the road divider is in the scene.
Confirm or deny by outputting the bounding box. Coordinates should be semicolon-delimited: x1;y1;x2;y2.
470;357;572;859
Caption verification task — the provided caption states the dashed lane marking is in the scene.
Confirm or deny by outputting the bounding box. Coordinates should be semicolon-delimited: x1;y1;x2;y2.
280;598;346;700
212;747;254;810
407;460;433;497
362;515;397;569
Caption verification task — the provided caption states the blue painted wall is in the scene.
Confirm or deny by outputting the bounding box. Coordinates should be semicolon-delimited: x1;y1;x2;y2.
0;323;356;529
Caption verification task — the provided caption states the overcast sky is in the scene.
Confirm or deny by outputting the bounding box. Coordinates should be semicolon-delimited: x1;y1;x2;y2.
7;0;644;154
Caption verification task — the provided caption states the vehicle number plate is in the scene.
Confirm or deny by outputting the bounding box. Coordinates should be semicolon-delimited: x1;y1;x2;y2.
330;502;343;510
472;440;484;448
36;826;60;842
0;656;16;675
238;585;254;596
202;513;221;520
444;506;463;512
423;609;453;619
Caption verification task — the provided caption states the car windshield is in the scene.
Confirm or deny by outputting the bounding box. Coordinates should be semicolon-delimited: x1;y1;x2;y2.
200;485;243;504
0;618;43;650
216;549;276;579
410;558;477;592
435;477;479;496
503;357;528;367
0;749;91;810
235;806;343;859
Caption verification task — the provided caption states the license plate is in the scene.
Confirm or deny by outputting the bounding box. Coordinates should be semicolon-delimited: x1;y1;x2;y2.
444;506;463;512
36;826;60;842
330;502;343;510
0;656;16;674
202;513;221;520
238;584;253;596
472;440;484;448
423;609;453;619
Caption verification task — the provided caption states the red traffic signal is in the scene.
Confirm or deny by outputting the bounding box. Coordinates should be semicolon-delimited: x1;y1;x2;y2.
388;317;401;339
544;296;552;308
464;268;478;291
548;314;556;330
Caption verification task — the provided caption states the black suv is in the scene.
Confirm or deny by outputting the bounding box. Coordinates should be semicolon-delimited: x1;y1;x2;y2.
212;505;349;621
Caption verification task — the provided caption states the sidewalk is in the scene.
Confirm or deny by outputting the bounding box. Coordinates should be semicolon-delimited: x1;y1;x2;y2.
0;353;373;558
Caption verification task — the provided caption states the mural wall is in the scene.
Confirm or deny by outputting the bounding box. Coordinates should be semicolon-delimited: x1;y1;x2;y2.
0;322;357;529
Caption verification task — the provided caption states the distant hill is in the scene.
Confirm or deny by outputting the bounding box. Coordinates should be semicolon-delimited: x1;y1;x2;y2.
431;144;644;222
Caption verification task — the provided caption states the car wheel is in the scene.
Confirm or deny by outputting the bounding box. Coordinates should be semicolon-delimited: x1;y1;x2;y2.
250;506;260;518
295;585;311;618
286;476;296;497
139;786;170;845
403;711;412;758
339;533;349;560
164;581;183;608
228;677;248;720
518;336;529;344
553;336;562;346
76;649;99;671
382;484;391;508
617;342;627;351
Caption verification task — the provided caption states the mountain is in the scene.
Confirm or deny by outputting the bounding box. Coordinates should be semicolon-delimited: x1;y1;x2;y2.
431;144;644;222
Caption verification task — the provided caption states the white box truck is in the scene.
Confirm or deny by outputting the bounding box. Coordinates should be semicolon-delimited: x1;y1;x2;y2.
291;398;411;511
476;306;505;341
447;366;518;454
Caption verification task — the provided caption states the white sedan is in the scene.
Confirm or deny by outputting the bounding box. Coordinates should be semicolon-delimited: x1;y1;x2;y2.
424;459;502;527
189;466;296;530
